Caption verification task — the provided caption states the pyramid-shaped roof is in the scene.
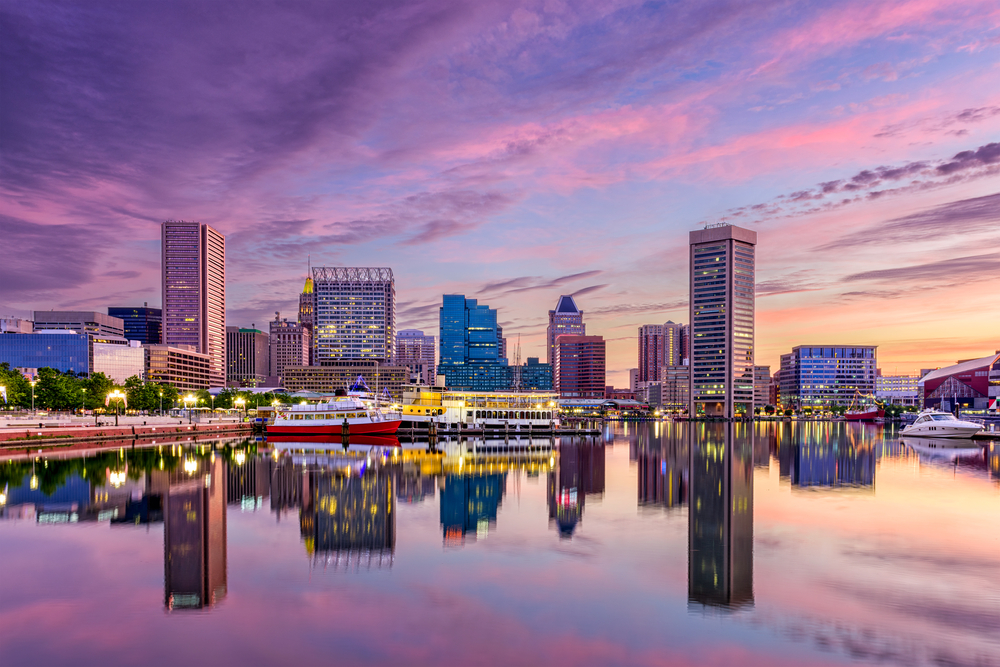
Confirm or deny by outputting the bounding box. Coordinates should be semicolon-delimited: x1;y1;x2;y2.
302;276;314;294
555;295;580;313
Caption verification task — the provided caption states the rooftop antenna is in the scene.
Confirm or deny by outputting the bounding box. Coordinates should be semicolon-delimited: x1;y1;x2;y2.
513;334;522;392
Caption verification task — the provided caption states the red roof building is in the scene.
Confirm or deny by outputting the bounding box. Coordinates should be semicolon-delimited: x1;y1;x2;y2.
918;352;1000;410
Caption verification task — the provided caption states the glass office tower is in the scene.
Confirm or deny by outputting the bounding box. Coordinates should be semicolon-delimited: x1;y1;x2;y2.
688;224;756;418
438;295;508;391
108;306;162;345
312;267;394;363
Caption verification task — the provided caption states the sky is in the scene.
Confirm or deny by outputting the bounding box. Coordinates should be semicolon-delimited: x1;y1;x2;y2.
1;0;998;386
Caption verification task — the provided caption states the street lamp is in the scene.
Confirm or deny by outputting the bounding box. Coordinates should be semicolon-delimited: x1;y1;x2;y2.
183;393;196;423
234;397;246;421
81;388;86;415
106;389;126;427
30;380;36;414
159;390;163;416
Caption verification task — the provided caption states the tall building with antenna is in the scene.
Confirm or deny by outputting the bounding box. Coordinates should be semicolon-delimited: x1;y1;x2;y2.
298;258;314;365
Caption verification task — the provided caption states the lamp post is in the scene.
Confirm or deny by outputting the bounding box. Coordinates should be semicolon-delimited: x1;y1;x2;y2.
234;397;246;421
81;388;86;415
184;394;196;424
30;380;36;414
106;389;126;427
159;390;163;416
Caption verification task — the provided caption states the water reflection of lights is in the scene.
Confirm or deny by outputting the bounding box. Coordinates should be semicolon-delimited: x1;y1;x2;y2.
109;470;127;487
30;475;38;490
184;459;198;474
235;451;246;466
0;492;6;505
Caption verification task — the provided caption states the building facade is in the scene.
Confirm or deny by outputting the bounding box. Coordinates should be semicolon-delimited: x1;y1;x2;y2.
1;318;33;334
438;295;509;391
33;311;125;337
0;331;91;375
312;267;394;364
875;374;919;406
638;322;684;384
554;335;606;398
269;316;309;383
281;362;409;400
753;365;771;408
918;353;1000;411
688;224;756;418
298;276;314;365
546;295;585;366
226;327;270;387
508;357;554;391
395;329;436;385
145;344;211;391
161;221;226;387
778;346;878;409
93;340;145;383
108;305;162;345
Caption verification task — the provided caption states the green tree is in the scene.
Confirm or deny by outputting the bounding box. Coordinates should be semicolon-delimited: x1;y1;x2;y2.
84;373;114;411
764;404;775;415
0;363;31;409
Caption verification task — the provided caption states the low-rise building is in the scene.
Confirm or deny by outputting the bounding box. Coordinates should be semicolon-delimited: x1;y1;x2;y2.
282;361;409;400
33;311;125;338
0;331;90;375
145;344;211;391
93;340;145;383
0;317;33;334
508;357;553;391
227;326;269;387
875;373;919;406
753;365;770;409
778;346;877;409
918;352;1000;411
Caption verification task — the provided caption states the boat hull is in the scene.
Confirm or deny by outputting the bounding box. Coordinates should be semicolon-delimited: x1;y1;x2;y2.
899;425;982;439
266;420;402;436
844;408;883;421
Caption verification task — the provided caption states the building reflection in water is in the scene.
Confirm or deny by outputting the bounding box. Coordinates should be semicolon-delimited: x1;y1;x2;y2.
631;425;688;510
300;467;395;569
163;456;227;611
688;422;753;610
547;438;605;537
440;472;505;545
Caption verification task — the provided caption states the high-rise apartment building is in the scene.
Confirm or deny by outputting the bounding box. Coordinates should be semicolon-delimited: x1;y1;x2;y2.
312;267;394;363
554;335;606;398
753;365;771;408
438;295;508;391
298;275;314;365
778;346;877;409
638;321;683;384
226;326;269;387
269;315;309;382
395;329;436;385
688;224;756;418
546;296;585;366
161;220;226;387
108;305;162;345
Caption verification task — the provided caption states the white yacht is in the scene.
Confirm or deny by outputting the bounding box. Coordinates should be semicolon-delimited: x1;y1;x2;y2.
899;410;983;438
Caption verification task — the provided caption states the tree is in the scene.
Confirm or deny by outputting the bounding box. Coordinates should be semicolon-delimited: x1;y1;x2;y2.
0;363;31;409
84;373;114;411
764;404;775;415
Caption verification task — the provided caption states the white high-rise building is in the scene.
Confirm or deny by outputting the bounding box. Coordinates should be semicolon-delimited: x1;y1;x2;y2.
312;267;395;363
688;224;756;417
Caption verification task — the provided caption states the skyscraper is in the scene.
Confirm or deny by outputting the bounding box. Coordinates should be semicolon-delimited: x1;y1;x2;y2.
395;329;436;384
312;267;394;363
554;335;606;398
298;274;314;365
664;321;682;367
226;326;269;387
438;295;508;391
546;295;585;366
269;315;309;382
688;224;756;418
638;321;684;384
161;220;226;387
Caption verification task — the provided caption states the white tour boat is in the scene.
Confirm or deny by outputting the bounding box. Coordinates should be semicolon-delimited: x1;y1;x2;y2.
899;410;983;439
268;395;402;436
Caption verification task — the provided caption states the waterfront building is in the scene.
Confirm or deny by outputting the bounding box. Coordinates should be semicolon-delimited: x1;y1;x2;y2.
546;295;585;366
688;423;753;608
163;457;227;610
312;266;394;364
554;335;606;399
508;357;554;391
281;361;409;400
680;324;690;365
0;317;33;334
298;275;314;365
688;224;756;418
753;365;771;408
778;346;877;409
108;305;162;345
629;368;639;393
0;331;90;375
661;365;691;411
438;295;509;391
145;344;211;391
161;220;226;387
269;315;310;383
226;327;269;387
93;340;145;383
395;329;436;385
875;373;919;406
638;321;683;383
918;352;1000;411
770;371;780;407
33;311;124;338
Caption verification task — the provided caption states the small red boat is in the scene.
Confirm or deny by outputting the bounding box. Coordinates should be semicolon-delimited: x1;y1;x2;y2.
267;396;402;436
844;406;884;421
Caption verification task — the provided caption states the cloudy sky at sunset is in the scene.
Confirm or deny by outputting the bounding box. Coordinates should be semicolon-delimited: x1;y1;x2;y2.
2;0;998;385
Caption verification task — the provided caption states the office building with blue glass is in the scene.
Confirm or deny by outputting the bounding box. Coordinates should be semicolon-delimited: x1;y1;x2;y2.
438;295;510;391
0;331;91;375
108;305;162;345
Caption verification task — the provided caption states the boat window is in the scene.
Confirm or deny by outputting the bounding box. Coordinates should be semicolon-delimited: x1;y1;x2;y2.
931;414;956;421
304;414;313;420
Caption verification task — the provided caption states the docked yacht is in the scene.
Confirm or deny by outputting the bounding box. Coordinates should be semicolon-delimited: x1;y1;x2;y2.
899;410;983;438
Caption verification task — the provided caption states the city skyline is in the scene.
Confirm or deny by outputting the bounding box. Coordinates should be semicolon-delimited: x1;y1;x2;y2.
2;2;999;387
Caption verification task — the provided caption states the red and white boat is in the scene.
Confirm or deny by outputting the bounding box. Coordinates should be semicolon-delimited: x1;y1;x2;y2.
267;396;402;436
844;406;884;421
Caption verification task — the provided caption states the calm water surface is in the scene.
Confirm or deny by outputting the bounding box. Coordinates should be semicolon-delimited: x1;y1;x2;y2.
2;423;999;667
